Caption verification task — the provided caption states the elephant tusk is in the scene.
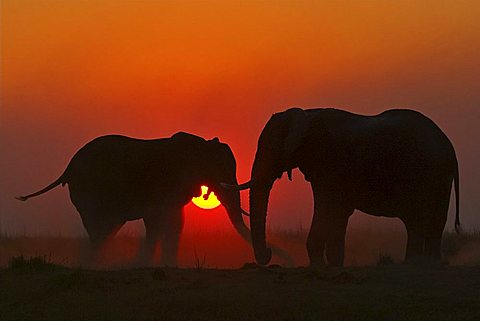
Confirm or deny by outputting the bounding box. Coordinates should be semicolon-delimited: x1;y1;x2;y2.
223;203;249;216
220;180;253;191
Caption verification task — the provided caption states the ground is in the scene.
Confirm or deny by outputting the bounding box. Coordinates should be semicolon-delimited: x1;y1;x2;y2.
1;260;480;321
1;229;479;320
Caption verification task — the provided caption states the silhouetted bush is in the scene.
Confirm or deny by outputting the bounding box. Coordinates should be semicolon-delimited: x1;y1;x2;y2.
442;230;480;257
7;255;60;272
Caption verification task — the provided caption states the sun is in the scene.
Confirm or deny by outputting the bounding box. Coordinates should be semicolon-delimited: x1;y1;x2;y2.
192;185;221;210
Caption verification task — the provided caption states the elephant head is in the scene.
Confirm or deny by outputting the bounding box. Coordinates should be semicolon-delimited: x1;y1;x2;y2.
202;138;251;243
246;108;309;265
172;132;251;244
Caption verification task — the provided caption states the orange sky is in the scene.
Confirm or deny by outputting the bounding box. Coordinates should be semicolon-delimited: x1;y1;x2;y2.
1;0;480;236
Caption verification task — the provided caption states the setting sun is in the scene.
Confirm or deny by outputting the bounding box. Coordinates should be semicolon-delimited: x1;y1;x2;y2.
192;186;221;210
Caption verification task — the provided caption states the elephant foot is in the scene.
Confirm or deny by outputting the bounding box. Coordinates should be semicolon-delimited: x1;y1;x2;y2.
133;243;156;268
77;241;102;268
159;255;178;268
254;248;272;266
309;257;327;268
133;255;153;268
78;248;93;268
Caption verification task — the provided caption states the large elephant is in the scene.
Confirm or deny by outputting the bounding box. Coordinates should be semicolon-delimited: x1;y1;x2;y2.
16;132;251;266
241;107;459;266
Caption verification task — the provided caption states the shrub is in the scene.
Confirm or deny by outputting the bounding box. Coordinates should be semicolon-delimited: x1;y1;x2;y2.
7;255;60;272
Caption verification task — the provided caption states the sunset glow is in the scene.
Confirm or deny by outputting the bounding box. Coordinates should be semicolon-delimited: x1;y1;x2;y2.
192;186;221;210
1;0;479;235
1;3;480;317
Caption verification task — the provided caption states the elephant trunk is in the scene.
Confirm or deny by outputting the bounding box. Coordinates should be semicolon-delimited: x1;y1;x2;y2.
249;182;273;265
217;179;252;245
226;207;251;244
224;181;293;266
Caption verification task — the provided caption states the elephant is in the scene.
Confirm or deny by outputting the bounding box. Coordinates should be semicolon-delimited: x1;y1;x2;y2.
237;107;460;266
16;132;253;266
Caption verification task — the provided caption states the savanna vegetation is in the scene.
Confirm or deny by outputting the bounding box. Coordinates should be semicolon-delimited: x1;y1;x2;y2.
1;229;480;320
1;227;479;268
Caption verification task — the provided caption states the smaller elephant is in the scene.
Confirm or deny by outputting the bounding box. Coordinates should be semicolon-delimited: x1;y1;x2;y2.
16;132;252;266
235;108;459;267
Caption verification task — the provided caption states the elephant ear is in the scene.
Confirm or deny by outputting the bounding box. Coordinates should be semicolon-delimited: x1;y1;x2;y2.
282;108;309;177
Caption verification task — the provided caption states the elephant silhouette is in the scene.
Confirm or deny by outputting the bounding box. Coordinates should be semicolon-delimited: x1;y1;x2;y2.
16;132;252;266
233;108;459;266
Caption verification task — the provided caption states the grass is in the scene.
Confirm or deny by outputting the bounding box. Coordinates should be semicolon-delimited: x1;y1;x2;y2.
1;261;480;320
442;230;480;265
193;249;207;270
7;254;60;272
0;228;478;268
0;230;479;320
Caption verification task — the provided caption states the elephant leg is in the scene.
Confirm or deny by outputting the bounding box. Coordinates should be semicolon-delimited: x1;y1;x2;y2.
325;213;352;267
424;235;442;259
142;215;165;266
80;212;125;265
307;211;328;266
402;219;424;261
308;182;352;267
424;198;449;259
160;207;185;267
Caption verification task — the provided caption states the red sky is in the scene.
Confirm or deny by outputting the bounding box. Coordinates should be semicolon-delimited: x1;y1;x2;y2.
1;0;479;237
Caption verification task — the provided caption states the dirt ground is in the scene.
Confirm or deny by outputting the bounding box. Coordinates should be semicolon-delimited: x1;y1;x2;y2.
1;229;479;320
1;261;480;321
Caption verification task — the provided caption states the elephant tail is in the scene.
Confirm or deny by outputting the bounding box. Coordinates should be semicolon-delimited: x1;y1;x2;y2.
15;172;67;202
454;155;461;234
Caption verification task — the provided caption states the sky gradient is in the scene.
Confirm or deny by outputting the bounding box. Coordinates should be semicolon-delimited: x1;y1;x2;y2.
1;0;479;236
